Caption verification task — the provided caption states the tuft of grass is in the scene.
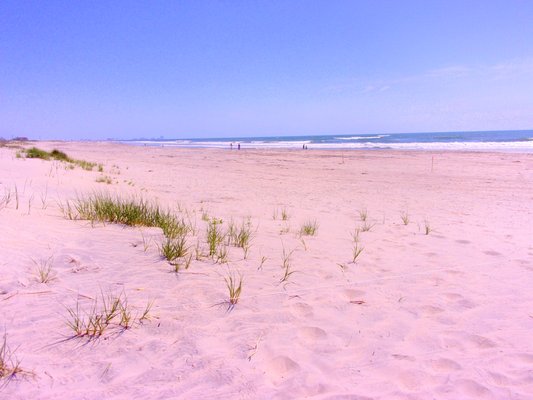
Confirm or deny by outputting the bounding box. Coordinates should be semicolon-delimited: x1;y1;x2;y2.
215;244;229;264
64;193;188;239
352;242;364;263
281;207;290;221
194;239;203;261
139;301;154;323
224;272;243;307
0;188;12;210
32;256;56;284
65;291;150;338
207;218;224;257
50;149;70;161
22;147;97;170
0;332;24;385
280;246;296;284
358;208;368;222
258;256;267;270
361;221;375;232
95;175;113;184
160;235;189;262
424;219;432;235
299;219;319;236
14;185;19;210
118;296;133;329
351;227;361;243
400;211;410;225
227;218;253;258
25;147;51;160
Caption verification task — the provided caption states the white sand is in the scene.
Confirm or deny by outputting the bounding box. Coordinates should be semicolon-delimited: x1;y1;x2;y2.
1;142;533;399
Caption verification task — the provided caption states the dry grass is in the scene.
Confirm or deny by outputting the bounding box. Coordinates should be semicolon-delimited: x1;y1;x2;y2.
32;256;56;284
400;211;410;225
0;332;25;386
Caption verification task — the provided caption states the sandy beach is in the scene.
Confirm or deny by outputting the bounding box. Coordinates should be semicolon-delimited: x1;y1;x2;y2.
1;141;533;399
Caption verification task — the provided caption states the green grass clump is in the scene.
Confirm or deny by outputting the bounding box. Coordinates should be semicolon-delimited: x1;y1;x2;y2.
21;147;98;170
300;219;319;236
65;291;152;338
63;193;188;238
160;236;189;262
207;218;224;257
25;147;52;160
224;272;243;308
226;218;253;258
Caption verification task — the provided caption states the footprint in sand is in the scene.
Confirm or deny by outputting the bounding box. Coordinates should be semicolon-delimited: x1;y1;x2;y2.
265;356;300;385
443;292;462;300
429;358;461;372
442;292;477;310
297;326;327;345
343;289;365;301
455;239;471;245
290;302;314;318
455;379;492;398
420;305;445;315
484;250;502;256
470;335;496;348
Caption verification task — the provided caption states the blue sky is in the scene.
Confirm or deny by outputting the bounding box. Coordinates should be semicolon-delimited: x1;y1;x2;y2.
1;1;533;140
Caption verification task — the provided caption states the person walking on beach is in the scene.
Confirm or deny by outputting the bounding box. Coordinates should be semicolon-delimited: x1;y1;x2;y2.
238;143;241;150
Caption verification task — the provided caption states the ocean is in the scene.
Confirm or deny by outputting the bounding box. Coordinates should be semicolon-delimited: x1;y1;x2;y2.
121;130;533;152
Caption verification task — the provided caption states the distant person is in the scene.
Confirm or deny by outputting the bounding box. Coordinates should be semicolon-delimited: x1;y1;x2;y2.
238;143;241;150
230;143;233;149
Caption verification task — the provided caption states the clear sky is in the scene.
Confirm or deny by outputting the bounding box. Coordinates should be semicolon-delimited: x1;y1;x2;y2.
1;1;533;140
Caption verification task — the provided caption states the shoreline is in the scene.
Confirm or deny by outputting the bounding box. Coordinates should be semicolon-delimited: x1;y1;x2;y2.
7;138;533;156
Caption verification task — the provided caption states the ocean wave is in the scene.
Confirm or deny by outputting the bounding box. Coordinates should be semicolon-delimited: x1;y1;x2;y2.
122;139;533;152
333;135;390;140
310;141;533;152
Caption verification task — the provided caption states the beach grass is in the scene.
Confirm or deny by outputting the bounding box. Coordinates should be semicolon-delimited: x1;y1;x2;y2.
280;246;296;283
21;147;99;171
32;256;56;284
207;218;224;257
63;193;188;239
160;235;189;263
361;221;375;232
65;290;148;338
224;272;243;307
351;227;361;242
424;219;432;235
352;242;364;263
95;175;113;184
0;188;12;210
400;211;410;225
300;219;319;236
0;332;24;385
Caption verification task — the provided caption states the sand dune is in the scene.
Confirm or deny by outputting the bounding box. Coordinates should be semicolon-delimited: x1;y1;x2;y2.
1;142;533;399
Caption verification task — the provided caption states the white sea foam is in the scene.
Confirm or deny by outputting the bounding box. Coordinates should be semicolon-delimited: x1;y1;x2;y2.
334;135;390;140
124;139;533;152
